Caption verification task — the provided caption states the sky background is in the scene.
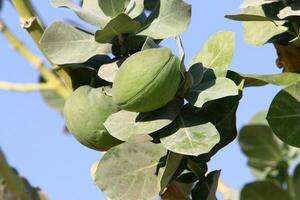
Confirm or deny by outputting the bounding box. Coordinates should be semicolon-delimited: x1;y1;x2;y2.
0;0;282;199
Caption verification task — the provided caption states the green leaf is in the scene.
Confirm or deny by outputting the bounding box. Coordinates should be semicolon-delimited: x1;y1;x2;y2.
99;0;126;18
249;110;268;125
278;2;300;19
239;125;283;168
240;181;289;200
98;59;123;82
138;0;191;39
51;0;109;27
186;77;239;108
160;152;184;193
40;22;111;65
104;98;183;141
195;95;240;161
125;0;144;19
176;36;186;75
293;164;300;200
225;14;273;22
240;72;300;87
267;82;300;147
189;31;235;77
95;13;141;43
240;0;280;9
191;170;220;200
160;107;220;156
141;37;159;50
95;141;167;200
241;6;287;46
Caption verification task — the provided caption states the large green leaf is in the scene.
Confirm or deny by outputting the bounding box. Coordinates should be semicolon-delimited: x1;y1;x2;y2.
240;181;289;200
95;142;167;200
160;107;220;156
99;0;126;18
240;0;280;9
51;0;109;27
191;171;220;200
239;125;283;169
40;22;111;65
186;77;239;108
278;2;300;19
138;0;191;39
160;152;184;193
95;13;141;43
196;95;240;160
240;72;300;87
267;82;300;147
104;98;183;141
241;6;287;46
189;31;235;77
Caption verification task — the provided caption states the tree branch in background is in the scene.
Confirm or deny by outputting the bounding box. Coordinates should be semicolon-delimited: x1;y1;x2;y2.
0;20;70;98
0;81;55;92
218;180;239;200
0;149;32;200
10;0;72;90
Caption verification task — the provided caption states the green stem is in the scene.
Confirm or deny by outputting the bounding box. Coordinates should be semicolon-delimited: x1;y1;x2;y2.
118;34;127;57
0;20;70;99
287;175;295;200
0;149;32;200
10;0;72;91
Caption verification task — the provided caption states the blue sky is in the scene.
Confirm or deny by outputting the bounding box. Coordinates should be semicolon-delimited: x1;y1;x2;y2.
0;0;282;199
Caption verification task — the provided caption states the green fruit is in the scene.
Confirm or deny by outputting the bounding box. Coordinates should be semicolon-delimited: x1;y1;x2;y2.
64;86;121;151
112;48;182;112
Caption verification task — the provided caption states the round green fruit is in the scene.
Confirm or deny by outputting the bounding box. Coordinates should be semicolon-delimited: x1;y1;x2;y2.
112;48;182;112
64;85;121;151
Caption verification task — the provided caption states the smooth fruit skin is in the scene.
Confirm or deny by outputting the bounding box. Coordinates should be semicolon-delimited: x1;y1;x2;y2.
64;86;121;151
112;48;181;112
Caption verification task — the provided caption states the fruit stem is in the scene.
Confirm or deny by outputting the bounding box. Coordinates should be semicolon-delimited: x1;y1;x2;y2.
10;0;72;92
0;19;70;99
0;149;33;200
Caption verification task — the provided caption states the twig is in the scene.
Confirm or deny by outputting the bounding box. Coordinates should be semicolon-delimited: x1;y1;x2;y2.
0;20;70;99
218;180;239;200
0;81;55;92
10;0;72;90
0;149;32;200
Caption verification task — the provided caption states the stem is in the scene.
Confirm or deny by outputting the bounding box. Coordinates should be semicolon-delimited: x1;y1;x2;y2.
118;35;127;57
10;0;72;90
287;175;295;200
0;82;55;92
0;149;32;200
0;20;70;99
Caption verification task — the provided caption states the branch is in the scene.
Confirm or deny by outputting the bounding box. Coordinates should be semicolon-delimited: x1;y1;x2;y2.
10;0;72;90
0;149;32;200
0;20;70;99
218;180;239;200
0;81;55;92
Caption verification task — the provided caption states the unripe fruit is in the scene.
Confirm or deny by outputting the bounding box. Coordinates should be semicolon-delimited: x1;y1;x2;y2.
112;48;181;112
64;86;121;151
